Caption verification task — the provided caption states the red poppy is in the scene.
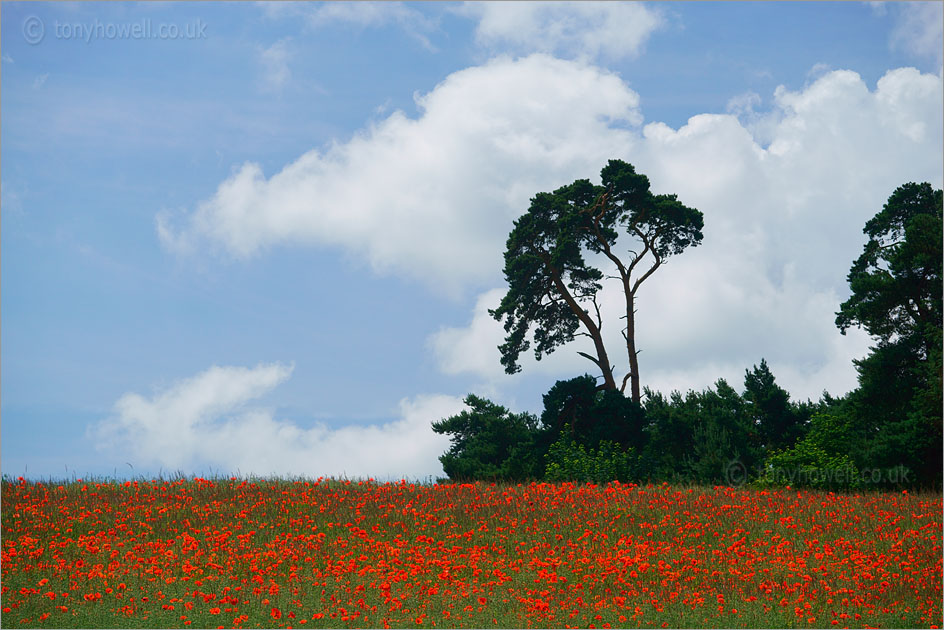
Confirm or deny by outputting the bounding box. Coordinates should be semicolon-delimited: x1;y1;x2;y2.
1;478;940;628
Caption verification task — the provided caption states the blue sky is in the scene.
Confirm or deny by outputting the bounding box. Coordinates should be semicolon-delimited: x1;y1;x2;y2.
2;1;942;480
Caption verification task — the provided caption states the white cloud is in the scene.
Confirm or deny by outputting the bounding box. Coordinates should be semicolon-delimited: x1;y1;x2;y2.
429;286;608;384
726;91;762;117
806;62;832;80
258;1;439;51
889;2;943;64
258;38;292;91
158;54;642;296
310;1;439;50
459;1;665;61
2;54;13;64
429;66;942;401
430;289;507;378
91;363;464;480
161;58;941;402
725;91;782;148
431;255;875;401
306;1;427;27
32;73;49;90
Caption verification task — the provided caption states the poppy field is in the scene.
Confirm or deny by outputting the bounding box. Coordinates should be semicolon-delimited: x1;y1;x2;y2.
1;477;941;628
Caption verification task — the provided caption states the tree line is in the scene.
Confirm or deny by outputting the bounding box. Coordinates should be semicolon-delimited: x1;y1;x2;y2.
433;161;942;490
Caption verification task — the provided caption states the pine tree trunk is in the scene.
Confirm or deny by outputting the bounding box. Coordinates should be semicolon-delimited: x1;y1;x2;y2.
593;332;618;391
626;291;641;403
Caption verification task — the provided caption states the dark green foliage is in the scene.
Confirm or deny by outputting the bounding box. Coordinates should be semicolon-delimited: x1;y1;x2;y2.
489;189;605;378
845;339;926;454
743;359;805;452
491;160;703;400
540;375;646;452
688;421;740;486
540;375;599;434
640;389;697;479
907;324;944;484
433;182;940;488
642;378;760;483
686;379;758;484
911;324;943;431
848;345;942;486
836;182;943;488
836;182;942;347
431;395;542;482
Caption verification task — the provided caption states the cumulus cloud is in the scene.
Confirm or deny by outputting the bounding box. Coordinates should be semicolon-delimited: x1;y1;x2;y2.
91;363;464;480
430;256;874;400
430;289;508;378
430;66;942;400
160;55;941;402
459;1;665;61
157;54;642;295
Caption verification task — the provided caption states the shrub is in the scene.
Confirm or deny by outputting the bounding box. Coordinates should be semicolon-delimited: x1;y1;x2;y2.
432;394;542;481
759;412;860;490
544;426;639;483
